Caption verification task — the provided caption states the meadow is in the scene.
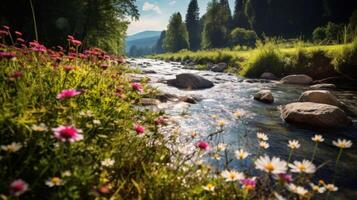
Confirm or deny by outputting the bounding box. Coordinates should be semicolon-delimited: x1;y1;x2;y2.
0;27;354;199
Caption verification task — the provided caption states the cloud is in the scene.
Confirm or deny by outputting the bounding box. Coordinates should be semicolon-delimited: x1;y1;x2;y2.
169;0;176;5
127;17;167;35
142;2;162;14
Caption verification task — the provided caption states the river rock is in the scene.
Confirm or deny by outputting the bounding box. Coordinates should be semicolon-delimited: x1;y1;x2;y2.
141;98;160;106
298;90;343;107
167;73;214;90
142;70;157;74
254;90;274;104
281;102;352;128
179;96;198;104
260;72;277;80
310;84;336;89
156;92;179;102
211;63;227;72
281;74;313;85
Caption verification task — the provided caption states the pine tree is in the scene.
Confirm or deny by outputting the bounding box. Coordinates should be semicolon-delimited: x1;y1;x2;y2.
219;0;233;29
233;0;250;29
163;13;189;52
185;0;201;50
154;31;166;53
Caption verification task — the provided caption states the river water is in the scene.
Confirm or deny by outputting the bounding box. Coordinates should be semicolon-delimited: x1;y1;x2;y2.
129;58;357;199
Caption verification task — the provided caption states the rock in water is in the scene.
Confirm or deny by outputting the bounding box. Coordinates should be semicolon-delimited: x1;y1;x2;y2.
260;72;277;80
254;90;274;104
281;102;352;128
281;74;313;85
211;63;227;72
298;90;343;107
310;84;336;89
167;73;214;90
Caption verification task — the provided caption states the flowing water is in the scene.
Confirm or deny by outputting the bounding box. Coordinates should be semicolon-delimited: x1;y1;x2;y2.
129;58;357;199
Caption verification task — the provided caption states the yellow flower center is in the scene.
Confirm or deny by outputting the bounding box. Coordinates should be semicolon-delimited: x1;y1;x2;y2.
229;174;236;180
51;177;61;185
265;163;274;172
298;165;306;172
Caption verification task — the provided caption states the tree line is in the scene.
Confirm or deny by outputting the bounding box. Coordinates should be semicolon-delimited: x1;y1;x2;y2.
153;0;357;53
0;0;139;55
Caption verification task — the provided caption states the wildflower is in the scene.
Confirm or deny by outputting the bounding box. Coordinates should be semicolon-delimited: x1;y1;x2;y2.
288;140;300;150
274;173;293;184
45;177;62;187
16;38;25;43
255;155;287;174
325;184;338;192
10;71;23;79
134;124;145;135
67;35;74;41
101;158;115;167
234;110;244;118
202;183;215;192
214;143;227;151
9;179;28;196
235;149;250;160
31;123;48;132
221;170;245;182
93;120;101;125
100;64;109;70
98;185;110;194
56;89;81;100
332;139;352;149
311;134;324;143
62;171;72;177
196;141;209;151
15;31;22;37
71;39;82;46
241;177;256;191
79;110;94;117
259;141;270;149
310;183;326;193
154;117;166;126
131;82;142;91
274;192;287;200
289;160;316;174
52;125;83;143
257;132;268;141
1;142;22;153
286;184;308;196
0;52;16;59
212;153;221;160
3;25;10;30
217;120;226;127
63;65;75;72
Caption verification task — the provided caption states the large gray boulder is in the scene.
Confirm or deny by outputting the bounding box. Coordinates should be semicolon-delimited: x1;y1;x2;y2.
298;90;343;107
281;74;313;85
254;90;274;104
281;102;351;128
260;72;277;80
211;63;228;72
167;73;214;90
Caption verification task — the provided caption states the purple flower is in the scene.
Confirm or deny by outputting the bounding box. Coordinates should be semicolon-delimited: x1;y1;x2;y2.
56;89;81;100
52;125;83;143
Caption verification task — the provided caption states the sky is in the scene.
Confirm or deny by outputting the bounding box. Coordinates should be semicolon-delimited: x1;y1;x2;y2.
127;0;235;35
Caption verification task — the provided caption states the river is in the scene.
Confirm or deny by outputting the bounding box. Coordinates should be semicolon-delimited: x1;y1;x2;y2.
129;58;357;199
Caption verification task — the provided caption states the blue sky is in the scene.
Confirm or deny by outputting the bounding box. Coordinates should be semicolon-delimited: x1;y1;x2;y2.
127;0;235;35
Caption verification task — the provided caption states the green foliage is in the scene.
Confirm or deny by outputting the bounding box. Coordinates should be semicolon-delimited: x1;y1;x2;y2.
312;27;327;43
332;38;357;80
229;28;257;47
185;0;201;51
163;13;189;52
153;31;166;54
232;0;250;29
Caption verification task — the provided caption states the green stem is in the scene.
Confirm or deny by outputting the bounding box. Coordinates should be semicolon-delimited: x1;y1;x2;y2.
287;149;293;163
29;0;39;41
332;148;343;183
311;142;318;162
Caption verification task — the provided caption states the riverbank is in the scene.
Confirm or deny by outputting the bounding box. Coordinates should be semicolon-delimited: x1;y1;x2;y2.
150;40;357;86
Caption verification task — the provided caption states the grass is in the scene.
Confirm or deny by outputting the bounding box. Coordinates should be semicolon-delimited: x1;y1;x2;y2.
0;30;352;199
151;40;356;81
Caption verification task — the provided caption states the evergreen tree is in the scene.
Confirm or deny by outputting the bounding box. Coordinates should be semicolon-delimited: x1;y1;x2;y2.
219;0;233;29
232;0;250;29
185;0;201;50
201;0;229;49
154;31;166;53
163;13;189;52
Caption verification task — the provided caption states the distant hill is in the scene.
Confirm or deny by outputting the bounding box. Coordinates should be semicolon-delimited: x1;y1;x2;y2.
125;31;161;52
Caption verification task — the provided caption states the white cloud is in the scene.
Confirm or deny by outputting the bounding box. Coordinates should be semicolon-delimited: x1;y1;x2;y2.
142;2;162;14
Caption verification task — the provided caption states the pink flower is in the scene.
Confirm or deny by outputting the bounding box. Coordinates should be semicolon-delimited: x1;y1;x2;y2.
71;39;82;46
241;178;256;191
15;31;22;37
0;52;16;59
10;179;28;196
10;71;23;79
196;141;209;150
134;124;145;135
274;173;293;184
3;25;10;30
52;125;83;143
67;35;74;41
63;65;75;72
56;89;81;100
154;117;166;126
16;38;25;43
131;82;142;91
0;30;8;37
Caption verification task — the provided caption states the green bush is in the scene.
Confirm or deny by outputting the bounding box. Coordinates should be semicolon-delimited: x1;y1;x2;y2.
333;38;357;80
229;28;258;47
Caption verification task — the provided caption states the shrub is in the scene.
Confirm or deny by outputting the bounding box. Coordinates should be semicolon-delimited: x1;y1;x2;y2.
333;38;357;80
229;28;258;47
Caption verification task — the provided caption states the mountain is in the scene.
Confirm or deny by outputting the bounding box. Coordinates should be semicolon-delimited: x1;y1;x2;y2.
125;31;161;52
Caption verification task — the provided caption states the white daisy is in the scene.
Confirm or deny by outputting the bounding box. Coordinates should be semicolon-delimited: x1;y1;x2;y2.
332;139;352;149
221;170;245;182
202;183;215;191
311;135;324;143
1;142;22;153
257;132;268;141
310;183;326;193
325;184;338;192
235;149;250;160
255;155;287;174
31;123;48;132
45;177;62;187
101;158;115;167
274;192;287;200
287;183;308;196
259;141;270;149
289;160;316;174
214;143;228;151
288;140;300;150
93;119;101;125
